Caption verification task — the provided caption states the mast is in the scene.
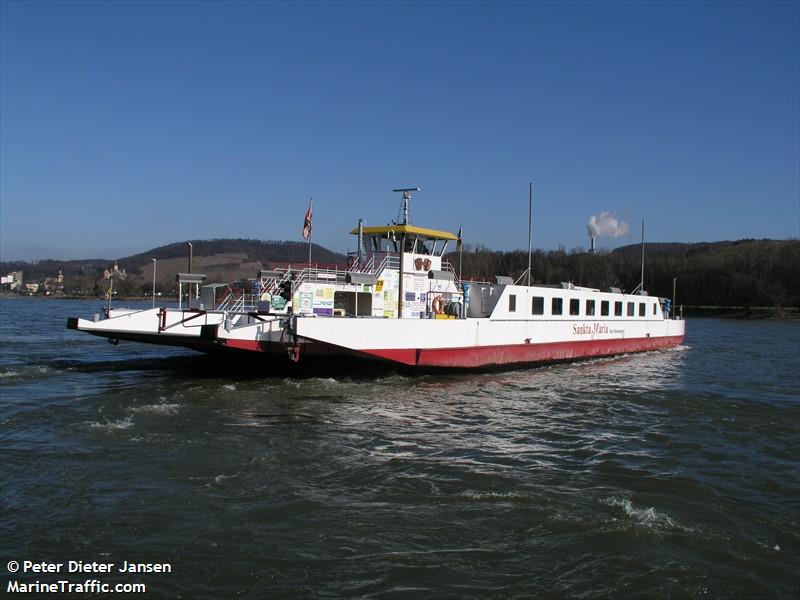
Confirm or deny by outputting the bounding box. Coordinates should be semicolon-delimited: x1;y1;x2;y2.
640;219;645;294
392;187;419;225
357;218;364;264
527;182;533;286
392;188;420;318
672;276;677;319
632;219;645;295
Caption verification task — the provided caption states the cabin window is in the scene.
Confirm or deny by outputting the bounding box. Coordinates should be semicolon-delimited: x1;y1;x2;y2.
552;297;563;315
639;302;646;317
586;300;596;316
601;300;610;316
614;301;623;316
334;291;373;316
627;302;635;317
569;298;580;316
508;294;517;312
532;296;544;315
653;303;658;315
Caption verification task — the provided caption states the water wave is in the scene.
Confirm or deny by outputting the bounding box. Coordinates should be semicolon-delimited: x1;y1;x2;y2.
129;402;180;415
88;416;134;431
602;496;686;532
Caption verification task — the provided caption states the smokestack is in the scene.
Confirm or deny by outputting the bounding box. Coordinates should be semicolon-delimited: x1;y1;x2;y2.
590;237;596;254
587;212;630;241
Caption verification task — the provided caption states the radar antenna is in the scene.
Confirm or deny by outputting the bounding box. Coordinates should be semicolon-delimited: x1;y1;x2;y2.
392;187;420;225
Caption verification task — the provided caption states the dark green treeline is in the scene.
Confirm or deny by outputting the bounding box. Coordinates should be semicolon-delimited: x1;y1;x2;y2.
447;239;800;309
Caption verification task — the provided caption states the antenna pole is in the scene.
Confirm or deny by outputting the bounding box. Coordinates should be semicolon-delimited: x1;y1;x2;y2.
640;219;645;294
392;188;419;319
672;276;677;319
459;230;463;282
152;258;157;308
392;188;420;226
527;182;533;286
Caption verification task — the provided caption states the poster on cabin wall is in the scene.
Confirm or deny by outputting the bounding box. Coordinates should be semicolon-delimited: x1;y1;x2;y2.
380;271;398;318
401;290;427;318
313;285;334;316
383;289;397;318
294;288;315;314
372;291;384;316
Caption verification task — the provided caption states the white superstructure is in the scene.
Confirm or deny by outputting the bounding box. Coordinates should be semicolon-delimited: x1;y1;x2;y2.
68;190;684;370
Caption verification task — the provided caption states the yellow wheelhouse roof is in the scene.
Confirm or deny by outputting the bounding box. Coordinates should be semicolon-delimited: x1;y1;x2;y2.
349;224;458;241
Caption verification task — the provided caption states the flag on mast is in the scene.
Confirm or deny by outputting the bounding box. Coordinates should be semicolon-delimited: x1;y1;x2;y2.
457;226;463;249
302;201;313;241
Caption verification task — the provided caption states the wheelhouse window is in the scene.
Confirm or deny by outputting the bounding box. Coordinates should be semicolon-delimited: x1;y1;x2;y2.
532;296;544;315
627;302;635;317
508;294;517;312
586;299;596;316
569;298;580;316
601;300;610;316
614;301;623;316
653;303;658;315
552;297;563;315
639;302;646;317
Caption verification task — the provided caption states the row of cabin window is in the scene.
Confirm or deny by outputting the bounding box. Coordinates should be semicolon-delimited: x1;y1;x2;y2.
508;295;658;317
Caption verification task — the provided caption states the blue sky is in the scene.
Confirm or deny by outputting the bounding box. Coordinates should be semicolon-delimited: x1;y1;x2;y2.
1;0;798;261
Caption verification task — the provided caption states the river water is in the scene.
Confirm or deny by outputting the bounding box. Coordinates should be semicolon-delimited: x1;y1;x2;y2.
1;298;798;598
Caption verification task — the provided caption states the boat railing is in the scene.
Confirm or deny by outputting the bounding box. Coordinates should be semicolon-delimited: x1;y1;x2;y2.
345;253;398;276
227;294;248;313
377;253;400;272
215;290;259;313
213;254;404;313
347;254;377;273
441;260;460;286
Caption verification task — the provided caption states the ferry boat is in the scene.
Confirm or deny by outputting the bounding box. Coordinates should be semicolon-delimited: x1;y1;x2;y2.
67;190;685;370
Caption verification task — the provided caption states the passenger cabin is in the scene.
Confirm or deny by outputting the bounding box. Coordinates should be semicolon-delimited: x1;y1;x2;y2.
289;223;463;319
464;281;671;321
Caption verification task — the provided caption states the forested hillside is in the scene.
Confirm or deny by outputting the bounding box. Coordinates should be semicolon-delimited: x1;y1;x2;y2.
448;239;800;309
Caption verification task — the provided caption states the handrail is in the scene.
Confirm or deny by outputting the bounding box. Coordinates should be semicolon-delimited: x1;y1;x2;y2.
441;260;460;287
215;253;408;313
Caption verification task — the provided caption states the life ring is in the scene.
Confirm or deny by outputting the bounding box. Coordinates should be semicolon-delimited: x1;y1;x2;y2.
432;296;445;315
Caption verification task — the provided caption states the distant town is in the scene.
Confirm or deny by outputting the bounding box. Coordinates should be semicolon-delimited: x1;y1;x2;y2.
1;262;135;297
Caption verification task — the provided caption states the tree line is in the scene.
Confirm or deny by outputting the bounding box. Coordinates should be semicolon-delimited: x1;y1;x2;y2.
447;239;800;309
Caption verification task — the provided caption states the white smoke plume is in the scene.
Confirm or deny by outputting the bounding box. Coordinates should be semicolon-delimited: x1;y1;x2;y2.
587;212;629;238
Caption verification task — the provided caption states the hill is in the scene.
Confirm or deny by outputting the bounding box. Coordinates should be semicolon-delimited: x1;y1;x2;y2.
0;239;346;296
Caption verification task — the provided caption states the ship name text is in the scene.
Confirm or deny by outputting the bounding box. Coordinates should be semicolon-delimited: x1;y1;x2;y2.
573;323;609;335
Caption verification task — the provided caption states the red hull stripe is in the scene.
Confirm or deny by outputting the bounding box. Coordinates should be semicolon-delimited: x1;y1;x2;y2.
224;339;269;352
222;335;685;368
359;335;686;368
